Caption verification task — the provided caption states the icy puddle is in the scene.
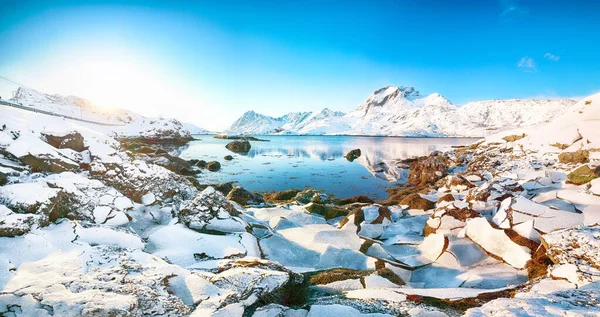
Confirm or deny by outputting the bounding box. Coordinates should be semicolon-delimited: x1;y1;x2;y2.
179;135;478;200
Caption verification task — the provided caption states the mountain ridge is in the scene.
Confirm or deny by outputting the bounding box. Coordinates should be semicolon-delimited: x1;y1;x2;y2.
224;85;576;137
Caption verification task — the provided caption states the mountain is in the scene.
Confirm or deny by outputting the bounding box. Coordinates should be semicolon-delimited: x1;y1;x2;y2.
6;87;207;139
224;85;576;137
226;109;344;135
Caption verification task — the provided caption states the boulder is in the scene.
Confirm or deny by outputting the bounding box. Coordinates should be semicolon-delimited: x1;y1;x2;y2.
153;154;198;176
263;189;302;203
206;161;221;172
224;155;233;161
225;140;251;153
194;160;207;168
400;193;435;210
226;186;264;205
42;132;86;152
20;154;79;173
567;165;599;185
407;152;449;186
345;149;361;162
558;150;589;164
502;133;526;142
178;187;247;233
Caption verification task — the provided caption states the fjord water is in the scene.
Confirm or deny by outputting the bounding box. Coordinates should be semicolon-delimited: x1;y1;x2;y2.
180;135;479;200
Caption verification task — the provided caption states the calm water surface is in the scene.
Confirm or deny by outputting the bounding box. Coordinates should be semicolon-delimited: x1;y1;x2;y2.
179;135;480;200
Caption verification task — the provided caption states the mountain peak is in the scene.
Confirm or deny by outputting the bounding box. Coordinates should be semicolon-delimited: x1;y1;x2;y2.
355;85;420;114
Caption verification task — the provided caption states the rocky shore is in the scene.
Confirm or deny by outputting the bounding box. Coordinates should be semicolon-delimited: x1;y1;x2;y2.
0;94;599;316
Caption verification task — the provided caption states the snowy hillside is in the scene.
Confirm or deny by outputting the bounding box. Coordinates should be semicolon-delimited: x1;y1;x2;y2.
225;85;576;137
4;87;206;140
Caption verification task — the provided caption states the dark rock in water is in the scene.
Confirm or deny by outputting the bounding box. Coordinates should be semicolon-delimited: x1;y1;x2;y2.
42;132;87;152
206;161;221;172
0;171;7;186
20;154;79;173
225;141;251;153
224;155;234;161
189;159;200;165
345;149;361;162
226;186;264;205
567;165;599;185
194;160;207;168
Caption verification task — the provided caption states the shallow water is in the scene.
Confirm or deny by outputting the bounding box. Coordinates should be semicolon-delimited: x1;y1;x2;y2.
179;135;480;200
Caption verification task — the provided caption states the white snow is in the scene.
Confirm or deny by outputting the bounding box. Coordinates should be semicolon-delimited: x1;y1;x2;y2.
465;218;531;269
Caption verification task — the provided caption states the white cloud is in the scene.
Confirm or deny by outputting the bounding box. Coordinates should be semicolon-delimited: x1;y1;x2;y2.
499;0;528;19
544;52;560;61
517;57;536;72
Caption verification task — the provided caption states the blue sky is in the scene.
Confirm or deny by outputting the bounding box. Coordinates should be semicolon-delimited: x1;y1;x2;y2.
0;0;599;130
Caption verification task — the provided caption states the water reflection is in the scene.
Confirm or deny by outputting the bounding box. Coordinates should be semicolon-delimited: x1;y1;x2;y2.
179;135;479;200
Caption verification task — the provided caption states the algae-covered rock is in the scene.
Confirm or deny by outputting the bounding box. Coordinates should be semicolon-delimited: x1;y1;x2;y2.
345;149;361;162
567;165;599;185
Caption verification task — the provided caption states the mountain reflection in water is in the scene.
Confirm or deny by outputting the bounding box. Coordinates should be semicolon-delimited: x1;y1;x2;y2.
179;135;479;200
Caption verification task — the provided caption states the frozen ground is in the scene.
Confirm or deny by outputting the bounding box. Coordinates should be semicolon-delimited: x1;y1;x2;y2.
0;88;599;316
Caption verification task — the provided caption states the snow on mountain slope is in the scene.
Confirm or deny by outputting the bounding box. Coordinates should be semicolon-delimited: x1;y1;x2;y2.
224;85;576;137
181;121;210;134
5;87;205;140
226;109;345;135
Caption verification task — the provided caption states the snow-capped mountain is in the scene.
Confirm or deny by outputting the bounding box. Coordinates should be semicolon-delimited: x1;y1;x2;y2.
5;87;207;139
224;85;576;137
226;109;345;135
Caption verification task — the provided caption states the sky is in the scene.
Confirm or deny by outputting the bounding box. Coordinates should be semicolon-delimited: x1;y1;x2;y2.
0;0;599;131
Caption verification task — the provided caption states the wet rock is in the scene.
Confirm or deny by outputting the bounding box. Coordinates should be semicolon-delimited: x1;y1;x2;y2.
345;149;361;162
225;140;251;153
194;159;207;168
206;161;221;172
558;149;589;164
226;186;264;205
0;171;6;186
263;189;302;203
224;155;233;161
407;152;449;186
567;165;599;185
400;193;435;210
42;132;87;152
337;195;375;205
